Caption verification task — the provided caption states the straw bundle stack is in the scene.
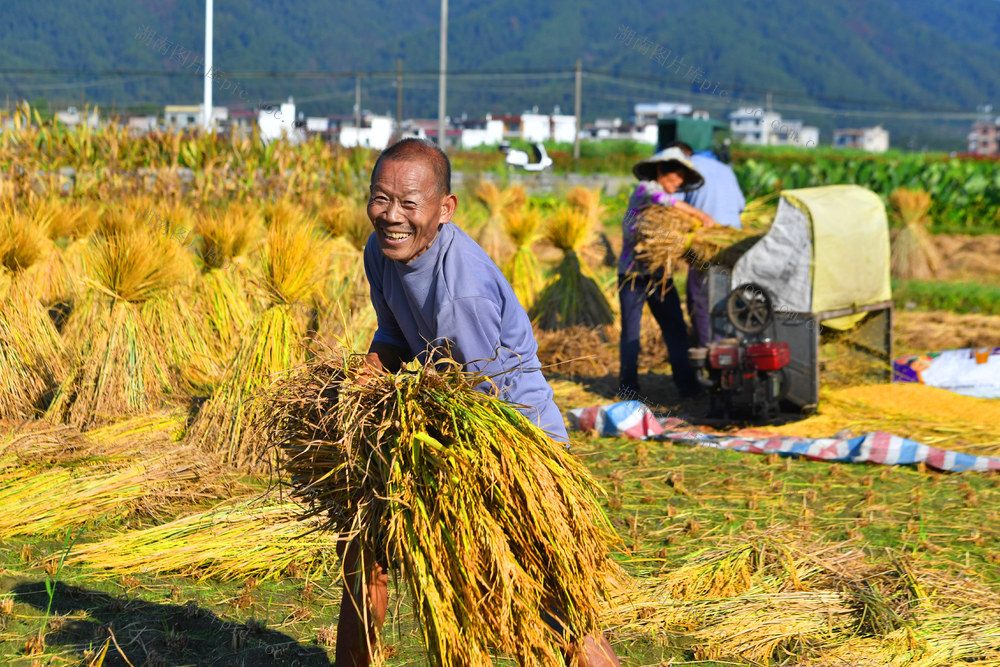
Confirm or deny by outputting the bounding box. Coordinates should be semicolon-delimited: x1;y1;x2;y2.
0;207;68;418
473;180;523;264
188;203;263;389
188;221;323;469
260;360;619;666
0;445;222;539
501;207;544;309
47;231;182;429
889;188;942;280
316;193;372;251
530;207;614;330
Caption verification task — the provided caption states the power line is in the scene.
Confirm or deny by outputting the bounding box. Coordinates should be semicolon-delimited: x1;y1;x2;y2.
0;65;988;120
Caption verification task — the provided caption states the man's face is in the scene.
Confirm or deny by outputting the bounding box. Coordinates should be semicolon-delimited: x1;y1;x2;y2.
367;158;457;263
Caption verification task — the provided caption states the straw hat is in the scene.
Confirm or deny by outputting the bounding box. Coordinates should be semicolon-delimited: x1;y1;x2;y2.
632;147;705;191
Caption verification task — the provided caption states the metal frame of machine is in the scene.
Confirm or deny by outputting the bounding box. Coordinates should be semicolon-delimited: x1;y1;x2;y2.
704;267;893;413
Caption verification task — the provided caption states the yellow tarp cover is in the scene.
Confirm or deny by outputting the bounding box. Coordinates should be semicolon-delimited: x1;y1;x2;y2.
782;185;891;330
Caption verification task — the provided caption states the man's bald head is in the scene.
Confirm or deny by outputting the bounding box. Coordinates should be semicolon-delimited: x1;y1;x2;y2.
371;138;451;196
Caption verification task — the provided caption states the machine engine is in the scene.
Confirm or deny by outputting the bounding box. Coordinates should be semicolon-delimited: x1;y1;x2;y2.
689;283;791;422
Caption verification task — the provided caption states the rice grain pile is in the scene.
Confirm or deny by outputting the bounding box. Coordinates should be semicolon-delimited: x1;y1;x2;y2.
260;359;620;666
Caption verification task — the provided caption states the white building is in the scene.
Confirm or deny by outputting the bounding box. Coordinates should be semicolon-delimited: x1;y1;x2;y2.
339;115;394;150
833;126;889;153
459;117;505;149
164;104;228;130
551;114;578;144
520;113;551;143
968;118;1000;156
258;98;299;143
55;107;100;128
634;102;694;126
730;109;818;148
305;117;330;133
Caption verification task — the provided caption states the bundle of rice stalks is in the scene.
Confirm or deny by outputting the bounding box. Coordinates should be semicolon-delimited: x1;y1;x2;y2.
30;195;94;240
316;193;372;251
66;499;334;582
632;204;704;293
0;446;222;540
181;203;263;389
687;226;763;270
194;202;261;271
188;222;323;469
501;207;544;308
0;204;45;273
566;186;605;229
262;198;313;232
473;180;523;264
602;535;911;664
530;208;614;330
260;360;620;666
47;232;182;429
739;193;778;233
889;188;942;280
0;212;68;418
313;243;375;352
0;413;186;467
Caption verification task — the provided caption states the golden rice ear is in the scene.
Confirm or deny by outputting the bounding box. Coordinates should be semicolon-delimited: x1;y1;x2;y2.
257;222;326;305
566;186;606;229
86;231;185;304
889;188;932;227
543;206;592;254
0;206;45;274
194;202;262;270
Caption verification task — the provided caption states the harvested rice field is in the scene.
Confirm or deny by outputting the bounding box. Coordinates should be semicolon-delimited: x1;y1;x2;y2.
2;117;999;665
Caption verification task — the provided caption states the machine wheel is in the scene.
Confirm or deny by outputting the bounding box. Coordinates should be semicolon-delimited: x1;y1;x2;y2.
726;283;774;334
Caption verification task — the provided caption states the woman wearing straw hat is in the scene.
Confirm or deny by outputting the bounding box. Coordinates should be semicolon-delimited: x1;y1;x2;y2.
618;147;715;400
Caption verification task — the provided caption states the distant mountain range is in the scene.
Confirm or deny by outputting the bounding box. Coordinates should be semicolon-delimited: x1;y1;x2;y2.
3;0;999;150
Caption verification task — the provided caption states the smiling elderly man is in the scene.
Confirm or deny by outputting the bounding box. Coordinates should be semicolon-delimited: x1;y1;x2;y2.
334;137;620;667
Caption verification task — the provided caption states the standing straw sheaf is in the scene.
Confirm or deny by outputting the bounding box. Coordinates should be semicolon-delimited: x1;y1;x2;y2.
0;207;68;418
530;207;614;330
47;232;182;429
501;207;544;309
474;180;523;264
259;360;620;666
188;221;323;469
889;188;942;280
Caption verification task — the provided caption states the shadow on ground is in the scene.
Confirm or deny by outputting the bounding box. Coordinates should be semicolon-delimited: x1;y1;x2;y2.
13;580;331;666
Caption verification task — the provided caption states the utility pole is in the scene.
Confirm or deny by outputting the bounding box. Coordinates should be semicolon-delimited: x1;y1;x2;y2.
354;75;361;131
203;0;213;131
573;59;582;161
438;0;448;150
396;59;403;133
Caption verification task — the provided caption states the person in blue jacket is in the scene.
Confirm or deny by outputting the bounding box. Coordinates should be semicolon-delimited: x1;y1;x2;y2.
672;142;746;347
335;137;620;667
